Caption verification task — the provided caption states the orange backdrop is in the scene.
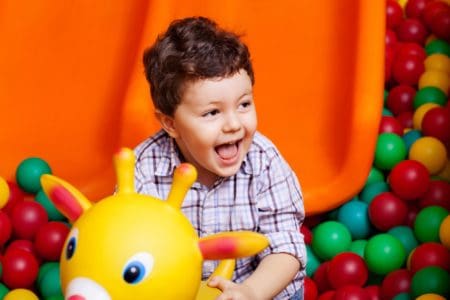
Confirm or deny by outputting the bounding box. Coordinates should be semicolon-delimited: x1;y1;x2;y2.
0;1;385;215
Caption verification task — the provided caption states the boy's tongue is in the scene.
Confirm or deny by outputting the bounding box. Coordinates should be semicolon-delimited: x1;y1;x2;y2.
216;143;238;159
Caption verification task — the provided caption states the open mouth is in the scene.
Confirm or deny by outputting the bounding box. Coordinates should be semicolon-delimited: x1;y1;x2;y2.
215;140;241;160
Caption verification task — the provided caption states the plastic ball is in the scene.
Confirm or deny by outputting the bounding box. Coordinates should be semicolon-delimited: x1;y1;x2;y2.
403;129;422;151
365;167;385;186
364;233;406;275
374;133;407;170
348;239;368;258
333;285;368;300
10;200;48;240
411;266;450;298
418;180;450;210
1;248;39;289
436;160;450;181
387;0;404;29
3;289;39;300
5;239;38;259
360;181;390;204
15;157;52;194
337;200;370;239
306;245;320;277
311;221;352;260
312;261;332;293
396;18;429;45
380;269;412;300
397;111;414;129
388;159;430;201
405;0;430;18
1;182;25;215
388;226;419;255
387;85;416;115
422;0;450;28
300;225;312;245
395;42;427;61
418;70;449;95
0;210;12;247
326;252;368;288
0;177;10;209
413;103;440;130
379;116;404;135
425;39;450;56
409;242;450;273
427;7;450;41
424;53;450;74
317;290;335;300
34;221;70;261
393;292;412;300
368;192;408;231
392;53;425;85
409;136;447;175
414;87;447;109
37;262;62;299
365;285;381;300
439;215;450;249
416;294;446;300
422;106;450;143
0;283;9;299
414;205;449;243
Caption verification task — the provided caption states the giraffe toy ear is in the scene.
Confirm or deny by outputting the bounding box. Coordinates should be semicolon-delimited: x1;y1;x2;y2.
198;231;269;260
40;174;92;222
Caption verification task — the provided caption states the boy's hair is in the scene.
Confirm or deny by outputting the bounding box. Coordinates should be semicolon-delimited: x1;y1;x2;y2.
143;16;254;116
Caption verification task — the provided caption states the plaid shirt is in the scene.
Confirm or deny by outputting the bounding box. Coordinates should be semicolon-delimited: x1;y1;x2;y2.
134;130;306;299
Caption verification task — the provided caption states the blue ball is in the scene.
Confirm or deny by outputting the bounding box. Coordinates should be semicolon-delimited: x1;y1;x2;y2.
402;129;422;152
337;200;371;239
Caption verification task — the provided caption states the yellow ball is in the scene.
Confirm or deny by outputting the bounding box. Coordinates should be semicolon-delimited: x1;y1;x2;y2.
437;160;450;181
409;136;447;175
440;215;450;250
4;289;39;300
416;294;447;300
413;103;440;130
418;70;449;95
397;0;408;8
0;177;9;209
425;54;450;75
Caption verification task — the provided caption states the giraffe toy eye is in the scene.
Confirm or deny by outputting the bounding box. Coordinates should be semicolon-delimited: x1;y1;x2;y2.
122;252;154;284
66;228;79;260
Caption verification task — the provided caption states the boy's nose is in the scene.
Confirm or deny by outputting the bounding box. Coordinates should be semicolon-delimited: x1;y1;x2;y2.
223;112;241;132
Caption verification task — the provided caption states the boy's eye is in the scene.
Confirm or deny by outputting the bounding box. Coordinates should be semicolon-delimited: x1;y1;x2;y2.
203;109;219;117
239;101;252;109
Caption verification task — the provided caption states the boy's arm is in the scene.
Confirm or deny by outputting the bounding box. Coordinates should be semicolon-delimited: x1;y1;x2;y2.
208;253;300;300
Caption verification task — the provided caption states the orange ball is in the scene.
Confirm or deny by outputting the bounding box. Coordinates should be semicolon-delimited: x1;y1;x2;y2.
409;136;447;174
425;54;450;75
418;70;449;95
0;177;9;209
413;103;440;130
440;215;450;249
416;294;446;300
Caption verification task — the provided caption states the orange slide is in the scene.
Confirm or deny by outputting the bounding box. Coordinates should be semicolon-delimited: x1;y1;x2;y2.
0;1;384;215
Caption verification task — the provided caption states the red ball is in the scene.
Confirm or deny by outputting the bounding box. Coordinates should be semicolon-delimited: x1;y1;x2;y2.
5;239;37;256
397;111;414;129
300;225;312;245
405;204;420;227
1;181;26;215
327;252;369;288
365;285;381;300
385;46;395;82
422;106;450;143
396;18;429;45
387;0;404;29
381;269;412;299
368;192;409;231
430;8;450;42
386;29;399;49
333;285;368;300
406;0;433;18
387;85;416;115
395;42;427;62
34;221;70;261
1;248;39;289
304;276;318;300
0;210;12;247
392;54;425;85
11;200;48;240
317;290;335;300
422;0;450;29
313;261;333;293
418;180;450;210
388;160;430;201
409;242;450;273
379;116;404;135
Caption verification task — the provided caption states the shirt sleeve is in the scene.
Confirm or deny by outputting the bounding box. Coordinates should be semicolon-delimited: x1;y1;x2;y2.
255;153;306;270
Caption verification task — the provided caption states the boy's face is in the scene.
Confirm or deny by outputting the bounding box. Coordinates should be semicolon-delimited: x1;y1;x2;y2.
160;70;257;186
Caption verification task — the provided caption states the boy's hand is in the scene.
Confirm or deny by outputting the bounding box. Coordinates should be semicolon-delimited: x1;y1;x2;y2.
207;276;258;300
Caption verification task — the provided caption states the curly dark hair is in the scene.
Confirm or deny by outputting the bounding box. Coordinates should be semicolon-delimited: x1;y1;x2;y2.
143;16;254;116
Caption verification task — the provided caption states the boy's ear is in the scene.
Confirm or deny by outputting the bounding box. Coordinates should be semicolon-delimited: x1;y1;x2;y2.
155;110;178;138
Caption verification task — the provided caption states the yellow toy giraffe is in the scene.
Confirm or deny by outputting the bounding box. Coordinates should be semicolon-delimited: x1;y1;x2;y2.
40;148;268;300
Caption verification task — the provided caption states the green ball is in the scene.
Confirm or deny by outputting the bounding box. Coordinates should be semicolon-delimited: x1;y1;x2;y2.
388;226;418;256
384;89;389;103
46;295;64;300
414;206;449;243
16;157;52;193
37;262;59;288
311;221;351;260
364;233;406;275
425;39;450;56
383;107;394;116
392;293;411;300
348;239;368;258
374;133;407;171
0;283;9;300
35;190;65;221
365;167;385;186
360;181;390;204
413;87;447;109
38;262;62;299
411;266;450;298
306;245;321;277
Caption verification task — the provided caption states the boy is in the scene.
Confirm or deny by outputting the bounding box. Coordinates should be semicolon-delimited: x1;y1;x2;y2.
135;16;305;300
